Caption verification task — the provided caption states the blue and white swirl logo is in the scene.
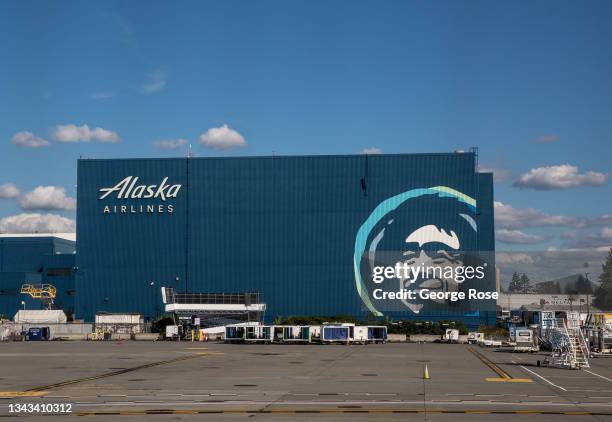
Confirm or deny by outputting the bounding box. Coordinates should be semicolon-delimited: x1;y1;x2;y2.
354;186;490;316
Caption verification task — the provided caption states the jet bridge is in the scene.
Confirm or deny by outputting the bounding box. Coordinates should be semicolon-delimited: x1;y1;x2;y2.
161;287;265;328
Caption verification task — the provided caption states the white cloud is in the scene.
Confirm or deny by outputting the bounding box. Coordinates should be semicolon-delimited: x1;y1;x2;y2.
494;201;579;230
561;226;612;249
91;91;116;99
514;164;608;190
495;249;609;285
0;183;20;199
199;124;246;150
0;213;75;234
11;131;50;148
153;138;188;150
587;214;612;226
20;186;76;211
477;165;512;182
495;252;536;265
361;147;383;154
496;229;550;244
52;124;119;143
141;69;166;94
534;134;559;143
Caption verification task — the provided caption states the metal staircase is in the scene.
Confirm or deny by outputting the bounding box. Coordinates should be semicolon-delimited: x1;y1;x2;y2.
20;283;57;309
549;318;590;369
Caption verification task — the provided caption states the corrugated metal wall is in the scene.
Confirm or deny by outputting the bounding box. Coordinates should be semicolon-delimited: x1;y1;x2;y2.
75;153;496;326
0;237;76;318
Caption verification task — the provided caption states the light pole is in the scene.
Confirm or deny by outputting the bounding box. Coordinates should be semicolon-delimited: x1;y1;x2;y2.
20;300;26;310
149;281;158;321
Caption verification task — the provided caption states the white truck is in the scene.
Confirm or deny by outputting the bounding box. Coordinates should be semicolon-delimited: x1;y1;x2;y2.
467;332;484;344
443;329;459;343
513;328;539;352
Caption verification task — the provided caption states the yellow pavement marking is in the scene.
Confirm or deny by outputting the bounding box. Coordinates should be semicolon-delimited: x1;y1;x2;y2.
0;391;48;398
468;347;532;383
25;353;217;392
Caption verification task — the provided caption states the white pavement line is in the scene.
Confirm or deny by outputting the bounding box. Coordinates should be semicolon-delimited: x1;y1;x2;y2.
519;365;567;392
585;370;612;383
567;389;612;393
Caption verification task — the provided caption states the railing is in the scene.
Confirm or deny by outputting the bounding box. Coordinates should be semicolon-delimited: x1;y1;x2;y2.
163;288;261;305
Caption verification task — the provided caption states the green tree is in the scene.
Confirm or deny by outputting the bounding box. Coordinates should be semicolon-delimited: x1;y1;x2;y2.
594;248;612;310
536;281;562;294
519;273;533;293
574;274;593;294
565;281;579;295
509;272;521;293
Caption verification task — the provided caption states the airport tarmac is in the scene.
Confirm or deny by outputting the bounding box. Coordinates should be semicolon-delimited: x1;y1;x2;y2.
1;341;611;421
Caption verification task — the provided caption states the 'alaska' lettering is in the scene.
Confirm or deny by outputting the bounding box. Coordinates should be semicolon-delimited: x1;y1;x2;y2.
98;176;181;201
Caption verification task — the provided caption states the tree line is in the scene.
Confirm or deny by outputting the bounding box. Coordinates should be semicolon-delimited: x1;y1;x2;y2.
508;272;594;294
506;248;612;311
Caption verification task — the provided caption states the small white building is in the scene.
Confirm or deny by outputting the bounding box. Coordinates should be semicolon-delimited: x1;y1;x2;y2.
497;293;594;313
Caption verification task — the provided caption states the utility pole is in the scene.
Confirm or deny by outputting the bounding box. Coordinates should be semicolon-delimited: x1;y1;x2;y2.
585;272;591;315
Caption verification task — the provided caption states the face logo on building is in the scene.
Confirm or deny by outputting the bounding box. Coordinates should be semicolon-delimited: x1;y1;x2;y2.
98;176;181;215
354;186;483;316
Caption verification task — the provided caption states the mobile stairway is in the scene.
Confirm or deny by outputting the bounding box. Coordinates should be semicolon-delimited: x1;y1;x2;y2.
545;318;590;369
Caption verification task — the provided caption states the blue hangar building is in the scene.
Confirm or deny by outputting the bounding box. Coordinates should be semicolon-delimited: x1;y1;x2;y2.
74;152;496;328
0;235;76;319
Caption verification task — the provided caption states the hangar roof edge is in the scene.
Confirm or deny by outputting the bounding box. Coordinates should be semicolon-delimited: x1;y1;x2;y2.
77;151;477;162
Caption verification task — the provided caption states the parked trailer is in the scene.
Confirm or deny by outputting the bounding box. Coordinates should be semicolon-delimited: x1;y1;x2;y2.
367;326;387;343
320;324;352;344
310;325;321;342
224;323;387;345
245;325;273;343
279;326;311;343
225;325;246;343
353;326;388;344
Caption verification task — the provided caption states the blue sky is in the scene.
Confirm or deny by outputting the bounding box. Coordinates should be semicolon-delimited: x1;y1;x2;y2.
1;0;611;255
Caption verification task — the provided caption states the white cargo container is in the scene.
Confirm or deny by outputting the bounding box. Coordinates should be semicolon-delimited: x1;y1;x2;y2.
95;313;143;325
353;326;369;343
165;325;180;339
94;313;144;334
